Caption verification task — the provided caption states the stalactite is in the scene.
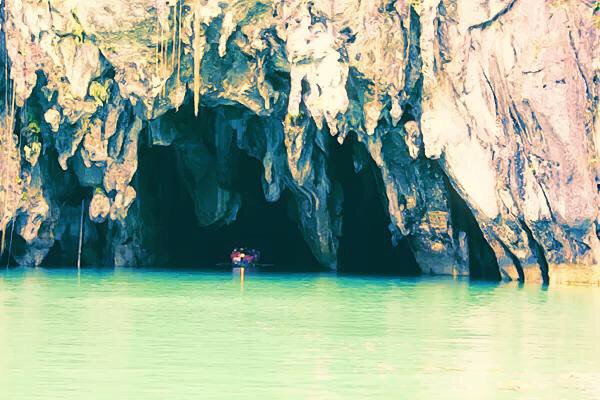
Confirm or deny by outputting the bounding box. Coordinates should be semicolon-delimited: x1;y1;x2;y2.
170;3;177;73
154;18;159;78
155;0;162;84
192;3;202;117
156;1;181;98
156;0;170;98
161;21;166;97
176;0;183;83
160;20;164;75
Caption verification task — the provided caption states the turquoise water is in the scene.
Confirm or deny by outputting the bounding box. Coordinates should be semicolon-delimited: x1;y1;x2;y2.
1;268;599;400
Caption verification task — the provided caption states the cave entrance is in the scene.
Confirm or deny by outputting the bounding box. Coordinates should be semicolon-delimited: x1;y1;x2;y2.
444;176;501;281
138;132;320;271
330;136;420;276
195;150;323;271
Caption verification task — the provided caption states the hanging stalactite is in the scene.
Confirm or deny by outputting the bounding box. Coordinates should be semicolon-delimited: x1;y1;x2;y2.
192;1;203;117
176;0;183;83
155;0;184;99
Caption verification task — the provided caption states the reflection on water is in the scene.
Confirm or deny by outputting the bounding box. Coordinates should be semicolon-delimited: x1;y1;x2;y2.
1;268;600;400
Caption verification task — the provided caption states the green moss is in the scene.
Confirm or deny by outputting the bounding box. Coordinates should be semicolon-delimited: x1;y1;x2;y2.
89;81;111;106
27;121;41;135
23;142;41;163
71;11;85;42
96;18;156;47
31;141;41;153
239;2;271;27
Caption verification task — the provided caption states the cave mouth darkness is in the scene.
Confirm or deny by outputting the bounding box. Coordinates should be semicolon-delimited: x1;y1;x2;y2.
137;138;421;274
1;101;501;281
138;143;323;271
331;136;421;276
132;108;423;274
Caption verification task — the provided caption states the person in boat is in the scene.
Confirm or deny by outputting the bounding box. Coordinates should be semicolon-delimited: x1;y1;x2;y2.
230;248;260;267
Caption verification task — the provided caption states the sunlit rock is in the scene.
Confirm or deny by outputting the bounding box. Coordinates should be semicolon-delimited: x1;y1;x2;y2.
90;189;111;223
0;0;597;283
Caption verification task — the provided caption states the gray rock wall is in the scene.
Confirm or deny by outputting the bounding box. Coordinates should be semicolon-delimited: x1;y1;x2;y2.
0;1;598;283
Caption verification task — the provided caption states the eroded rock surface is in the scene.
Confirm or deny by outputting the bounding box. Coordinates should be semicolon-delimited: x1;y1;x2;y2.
0;0;598;283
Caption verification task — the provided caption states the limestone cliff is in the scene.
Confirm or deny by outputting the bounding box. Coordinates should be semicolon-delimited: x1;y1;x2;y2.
0;0;598;284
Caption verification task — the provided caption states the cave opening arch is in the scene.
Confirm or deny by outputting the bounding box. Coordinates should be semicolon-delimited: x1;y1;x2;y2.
136;106;322;270
329;135;421;276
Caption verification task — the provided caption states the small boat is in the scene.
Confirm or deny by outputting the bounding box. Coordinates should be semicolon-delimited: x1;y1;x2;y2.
216;248;274;271
230;247;260;268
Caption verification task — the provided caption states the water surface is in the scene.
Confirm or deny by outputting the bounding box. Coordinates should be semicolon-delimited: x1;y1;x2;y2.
1;268;599;399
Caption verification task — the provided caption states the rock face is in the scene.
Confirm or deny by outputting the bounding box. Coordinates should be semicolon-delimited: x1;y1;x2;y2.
0;1;598;283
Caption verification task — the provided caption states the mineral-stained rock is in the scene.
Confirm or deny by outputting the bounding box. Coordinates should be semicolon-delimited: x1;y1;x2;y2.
419;0;599;283
44;108;61;133
403;121;422;160
90;189;111;223
0;1;597;283
172;117;242;227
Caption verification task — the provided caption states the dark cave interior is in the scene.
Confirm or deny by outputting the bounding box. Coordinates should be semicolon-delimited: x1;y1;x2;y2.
125;102;425;274
132;111;424;275
330;136;421;276
0;101;501;280
138;142;323;270
445;177;501;281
